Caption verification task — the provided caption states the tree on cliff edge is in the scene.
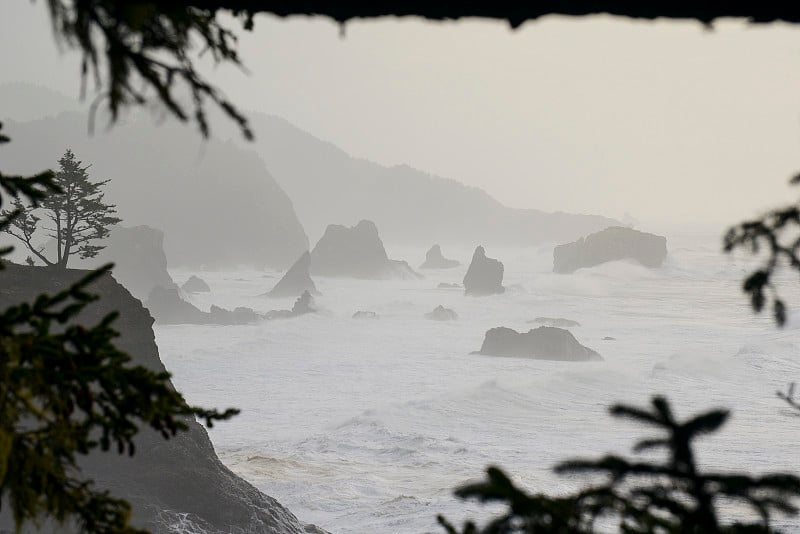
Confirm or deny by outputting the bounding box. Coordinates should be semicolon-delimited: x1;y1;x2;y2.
2;149;121;268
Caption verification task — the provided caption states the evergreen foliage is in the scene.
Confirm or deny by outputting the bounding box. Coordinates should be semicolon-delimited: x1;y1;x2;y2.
439;397;800;533
2;149;121;268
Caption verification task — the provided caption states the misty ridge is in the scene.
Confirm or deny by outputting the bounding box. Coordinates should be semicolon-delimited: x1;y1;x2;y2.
0;82;619;273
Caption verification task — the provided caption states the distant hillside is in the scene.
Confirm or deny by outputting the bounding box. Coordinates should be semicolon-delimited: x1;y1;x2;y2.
2;112;308;269
249;113;620;245
0;82;82;122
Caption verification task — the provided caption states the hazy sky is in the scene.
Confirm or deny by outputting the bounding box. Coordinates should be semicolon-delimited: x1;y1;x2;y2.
4;4;800;229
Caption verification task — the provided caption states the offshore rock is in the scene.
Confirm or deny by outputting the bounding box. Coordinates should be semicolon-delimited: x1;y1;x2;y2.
425;305;459;321
267;251;319;298
463;246;504;296
310;220;419;279
474;326;602;362
553;226;667;273
420;245;460;269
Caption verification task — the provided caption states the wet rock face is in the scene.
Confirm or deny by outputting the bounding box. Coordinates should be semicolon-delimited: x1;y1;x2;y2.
553;226;668;273
420;245;460;269
475;326;602;362
266;251;319;298
310;220;418;279
425;305;458;321
0;263;321;534
463;246;504;296
182;275;210;293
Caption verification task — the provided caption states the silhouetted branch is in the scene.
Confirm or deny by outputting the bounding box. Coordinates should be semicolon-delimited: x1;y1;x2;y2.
724;175;800;326
441;396;800;533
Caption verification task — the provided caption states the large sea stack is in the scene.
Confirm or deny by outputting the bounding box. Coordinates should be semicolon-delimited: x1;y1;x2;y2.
310;220;418;279
463;246;504;296
266;251;318;298
553;226;668;273
475;326;602;362
0;263;321;533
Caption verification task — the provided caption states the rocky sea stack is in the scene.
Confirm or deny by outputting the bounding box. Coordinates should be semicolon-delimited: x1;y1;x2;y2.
475;326;602;361
463;246;504;296
553;226;668;273
266;251;318;298
420;245;460;269
310;220;418;279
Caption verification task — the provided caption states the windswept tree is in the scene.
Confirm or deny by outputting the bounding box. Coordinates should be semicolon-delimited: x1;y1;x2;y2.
2;150;121;268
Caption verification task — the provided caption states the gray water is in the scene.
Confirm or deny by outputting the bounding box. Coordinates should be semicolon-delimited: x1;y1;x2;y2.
156;233;800;533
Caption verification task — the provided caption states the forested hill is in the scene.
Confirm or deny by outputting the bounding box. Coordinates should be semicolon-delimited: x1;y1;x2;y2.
249;113;620;245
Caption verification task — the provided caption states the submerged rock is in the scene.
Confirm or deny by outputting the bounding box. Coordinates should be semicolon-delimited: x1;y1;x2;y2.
266;251;319;298
420;245;460;269
463;246;504;296
145;286;259;325
425;305;458;321
529;317;581;328
352;310;380;319
553;226;668;273
474;326;602;361
310;220;419;279
182;275;210;293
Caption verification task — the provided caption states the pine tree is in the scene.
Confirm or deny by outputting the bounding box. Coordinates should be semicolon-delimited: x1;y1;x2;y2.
2;150;121;268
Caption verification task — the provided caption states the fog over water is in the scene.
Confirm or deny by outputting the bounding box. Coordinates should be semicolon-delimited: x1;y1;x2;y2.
4;4;800;534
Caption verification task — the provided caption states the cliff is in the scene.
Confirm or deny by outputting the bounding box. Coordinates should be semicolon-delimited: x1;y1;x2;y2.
0;263;321;534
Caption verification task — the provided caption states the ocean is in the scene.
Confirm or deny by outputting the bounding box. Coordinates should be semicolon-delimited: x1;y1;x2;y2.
155;233;800;533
